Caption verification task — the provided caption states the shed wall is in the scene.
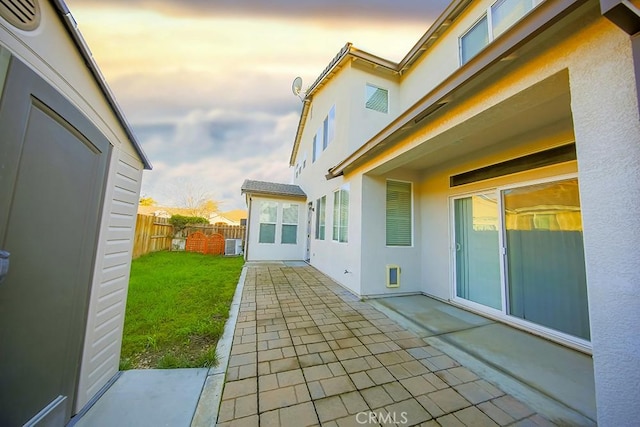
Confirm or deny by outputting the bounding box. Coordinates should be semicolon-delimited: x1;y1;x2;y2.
0;1;145;412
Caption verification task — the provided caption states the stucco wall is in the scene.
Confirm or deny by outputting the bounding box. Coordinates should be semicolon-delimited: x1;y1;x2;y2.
347;64;400;154
345;2;639;423
566;11;640;426
305;175;363;295
245;195;307;261
360;172;423;297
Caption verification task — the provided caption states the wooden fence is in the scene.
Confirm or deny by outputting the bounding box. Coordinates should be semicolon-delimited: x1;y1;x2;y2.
132;215;173;258
132;214;246;258
182;224;246;239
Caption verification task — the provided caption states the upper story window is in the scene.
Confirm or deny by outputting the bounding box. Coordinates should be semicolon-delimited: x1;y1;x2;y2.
460;0;543;65
365;83;388;113
312;105;336;163
313;128;322;162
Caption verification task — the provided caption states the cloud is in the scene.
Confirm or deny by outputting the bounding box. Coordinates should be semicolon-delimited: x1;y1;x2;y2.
72;0;451;24
137;109;298;209
65;0;452;212
111;68;302;124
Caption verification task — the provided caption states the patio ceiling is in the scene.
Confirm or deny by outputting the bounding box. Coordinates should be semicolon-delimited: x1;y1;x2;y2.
368;69;574;176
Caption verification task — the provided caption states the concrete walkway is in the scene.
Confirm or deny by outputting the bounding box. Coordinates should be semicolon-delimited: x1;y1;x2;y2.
198;263;556;426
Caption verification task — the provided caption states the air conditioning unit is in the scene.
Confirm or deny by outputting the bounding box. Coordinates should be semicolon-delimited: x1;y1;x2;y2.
225;239;243;256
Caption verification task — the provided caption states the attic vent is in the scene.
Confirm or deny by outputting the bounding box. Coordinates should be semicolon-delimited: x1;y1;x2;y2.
0;0;41;31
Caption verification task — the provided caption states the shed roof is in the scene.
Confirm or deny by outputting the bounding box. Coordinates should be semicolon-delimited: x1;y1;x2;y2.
241;180;306;199
53;0;152;169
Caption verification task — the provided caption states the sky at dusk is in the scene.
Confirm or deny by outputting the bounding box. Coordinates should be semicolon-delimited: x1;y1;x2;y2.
64;0;450;211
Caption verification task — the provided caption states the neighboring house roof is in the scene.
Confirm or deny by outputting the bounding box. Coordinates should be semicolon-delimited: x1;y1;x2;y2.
52;0;152;170
241;180;307;199
221;209;248;222
137;206;200;217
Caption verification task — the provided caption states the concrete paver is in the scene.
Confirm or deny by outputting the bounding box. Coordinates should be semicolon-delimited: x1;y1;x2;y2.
213;264;555;426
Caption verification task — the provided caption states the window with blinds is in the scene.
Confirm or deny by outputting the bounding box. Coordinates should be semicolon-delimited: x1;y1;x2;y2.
365;83;388;113
386;180;412;246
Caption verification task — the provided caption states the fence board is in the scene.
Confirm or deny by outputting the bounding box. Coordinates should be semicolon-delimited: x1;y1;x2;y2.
184;224;246;240
132;215;173;258
133;215;246;258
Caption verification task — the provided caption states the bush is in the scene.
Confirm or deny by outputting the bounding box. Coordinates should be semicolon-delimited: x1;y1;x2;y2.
169;214;209;233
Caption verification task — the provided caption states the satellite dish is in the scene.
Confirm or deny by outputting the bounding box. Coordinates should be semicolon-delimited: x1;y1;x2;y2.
291;77;305;101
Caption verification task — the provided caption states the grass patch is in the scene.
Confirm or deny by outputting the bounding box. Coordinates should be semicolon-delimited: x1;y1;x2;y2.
120;251;244;370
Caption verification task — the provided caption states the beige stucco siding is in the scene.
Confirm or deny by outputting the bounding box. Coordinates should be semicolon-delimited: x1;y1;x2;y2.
245;195;307;262
351;3;640;422
360;170;423;297
564;5;640;424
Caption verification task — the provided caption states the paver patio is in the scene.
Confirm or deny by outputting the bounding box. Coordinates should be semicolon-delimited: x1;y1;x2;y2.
215;264;555;426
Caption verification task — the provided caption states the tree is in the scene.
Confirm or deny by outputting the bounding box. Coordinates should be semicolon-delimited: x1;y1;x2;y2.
174;179;219;218
139;196;157;206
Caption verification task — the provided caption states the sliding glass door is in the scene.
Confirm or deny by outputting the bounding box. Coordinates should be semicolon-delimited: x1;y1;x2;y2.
452;177;590;342
454;193;502;310
504;179;589;340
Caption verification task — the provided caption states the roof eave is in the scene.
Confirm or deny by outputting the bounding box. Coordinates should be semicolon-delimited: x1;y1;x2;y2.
288;44;399;166
241;190;307;200
289;99;311;166
327;0;584;179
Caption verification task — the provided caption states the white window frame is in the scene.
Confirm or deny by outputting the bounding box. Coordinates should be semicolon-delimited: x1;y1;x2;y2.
332;185;349;243
385;179;414;247
281;203;299;244
326;105;336;147
459;13;489;65
448;173;591;353
258;201;278;244
315;196;326;240
365;83;389;114
459;0;544;65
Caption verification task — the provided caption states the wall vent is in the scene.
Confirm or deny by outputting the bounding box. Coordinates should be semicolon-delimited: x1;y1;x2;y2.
0;0;41;31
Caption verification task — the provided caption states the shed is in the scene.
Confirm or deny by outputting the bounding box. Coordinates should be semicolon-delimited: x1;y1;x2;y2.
0;1;151;425
241;180;308;261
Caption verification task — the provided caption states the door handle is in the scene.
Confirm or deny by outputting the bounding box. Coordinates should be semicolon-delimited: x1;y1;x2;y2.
0;250;9;284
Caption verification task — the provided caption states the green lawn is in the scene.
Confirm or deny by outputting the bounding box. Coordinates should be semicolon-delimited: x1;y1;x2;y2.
120;251;244;370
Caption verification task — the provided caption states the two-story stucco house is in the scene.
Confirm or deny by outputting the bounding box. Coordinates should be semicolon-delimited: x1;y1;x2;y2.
242;1;640;424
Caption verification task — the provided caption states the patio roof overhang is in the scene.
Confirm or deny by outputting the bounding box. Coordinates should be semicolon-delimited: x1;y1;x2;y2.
325;0;585;180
